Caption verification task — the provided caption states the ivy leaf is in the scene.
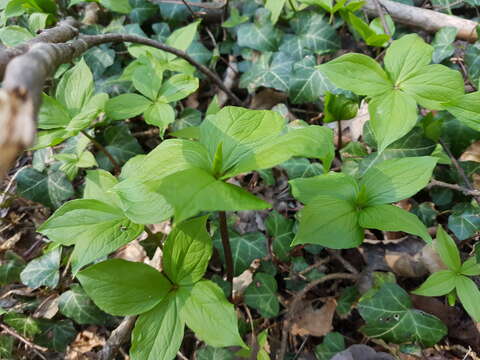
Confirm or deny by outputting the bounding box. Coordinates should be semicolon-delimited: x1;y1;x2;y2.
0;251;25;285
244;273;280;318
179;280;244;347
358;283;447;346
265;211;294;261
359;204;431;242
16;167;74;209
163;216;212;285
20;247;61;289
129;0;157;24
412;270;457;296
36;319;77;352
289;11;340;55
456;276;480;321
447;204;480;240
368;89;418;152
289;56;335;104
130;294;184;360
38;199;143;273
360;157;438;205
431;27;458;64
78;259;172;316
197;346;235;360
214;230;268;276
465;42;480;86
3;313;40;338
58;284;109;325
318;53;392;97
293;195;363;248
236;19;282;52
279;158;323;179
239;51;294;92
96;124;143;171
315;332;346;360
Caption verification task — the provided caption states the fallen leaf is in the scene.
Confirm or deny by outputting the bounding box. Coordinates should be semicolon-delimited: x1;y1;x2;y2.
250;88;288;110
114;239;146;263
66;327;105;360
332;344;394;360
384;251;428;278
33;294;59;319
291;298;336;337
233;258;261;298
460;141;480;163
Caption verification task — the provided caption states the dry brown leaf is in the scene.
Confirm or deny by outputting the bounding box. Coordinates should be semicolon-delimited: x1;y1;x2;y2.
250;88;288;110
385;251;428;278
33;294;59;319
144;246;163;271
337;100;369;142
460;141;480;163
0;232;22;251
66;327;105;360
114;239;146;263
290;298;336;337
233;259;261;299
420;243;448;273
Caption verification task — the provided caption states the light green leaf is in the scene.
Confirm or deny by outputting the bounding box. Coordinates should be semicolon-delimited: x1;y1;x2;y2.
56;58;94;116
165;20;201;60
293;195;363;248
200;106;285;175
38;94;71;130
157;74;199;102
132;60;163;101
360;157;438;205
318;53;392;96
180;280;244;347
38;199;143;272
67;92;108;132
78;259;171;316
456;276;480;321
163;216;212;285
58;284;108;325
384;34;433;83
290;172;359;203
28;12;50;33
130;294;184;360
400;64;464;110
345;12;390;47
431;27;458;64
358;283;447;346
0;25;33;46
368;90;418;152
20;247;61;289
411;270;457;296
434;226;461;271
460;257;480;276
444;91;480;132
323;92;358;123
105;93;152;120
227;125;334;177
265;0;286;24
83;169;121;207
99;0;131;13
214;231;268;276
144;102;175;130
157;167;270;223
244;273;280;318
359;204;431;242
279;158;323;179
3;313;40;338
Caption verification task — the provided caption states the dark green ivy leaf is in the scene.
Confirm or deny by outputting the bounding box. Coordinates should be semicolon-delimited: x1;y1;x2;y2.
244;273;280;318
59;284;109;325
315;332;346;360
36;319;77;352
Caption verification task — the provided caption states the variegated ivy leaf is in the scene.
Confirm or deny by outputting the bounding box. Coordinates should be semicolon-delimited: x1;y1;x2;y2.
431;27;458;64
239;51;294;93
236;8;283;52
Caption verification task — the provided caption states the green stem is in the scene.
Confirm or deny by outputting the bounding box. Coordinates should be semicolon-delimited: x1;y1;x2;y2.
219;211;234;300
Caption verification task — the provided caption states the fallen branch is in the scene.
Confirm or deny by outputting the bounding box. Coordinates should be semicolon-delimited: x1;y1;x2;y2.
0;18;80;78
363;0;478;42
0;31;242;180
0;323;48;360
428;179;480;198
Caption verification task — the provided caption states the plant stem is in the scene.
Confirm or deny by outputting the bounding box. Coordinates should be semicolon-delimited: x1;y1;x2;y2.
218;211;234;299
337;120;343;151
288;0;297;12
81;130;121;176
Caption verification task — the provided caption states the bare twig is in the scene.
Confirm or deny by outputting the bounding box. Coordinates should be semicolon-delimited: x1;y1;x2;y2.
440;139;480;206
372;0;392;37
97;316;137;360
428;179;480;197
80;130;121;175
326;249;360;275
277;273;358;359
0;323;48;360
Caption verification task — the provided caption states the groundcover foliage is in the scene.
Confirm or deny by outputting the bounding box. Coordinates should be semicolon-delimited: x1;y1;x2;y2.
1;0;480;359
